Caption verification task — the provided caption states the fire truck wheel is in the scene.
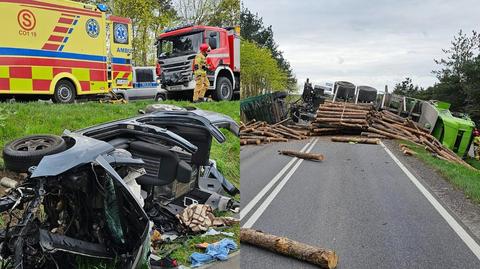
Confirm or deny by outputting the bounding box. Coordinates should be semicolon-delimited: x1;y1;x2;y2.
155;93;166;102
3;135;67;173
214;77;233;101
53;80;76;104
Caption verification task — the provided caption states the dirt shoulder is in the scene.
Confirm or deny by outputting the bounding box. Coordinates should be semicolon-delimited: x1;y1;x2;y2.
383;139;480;241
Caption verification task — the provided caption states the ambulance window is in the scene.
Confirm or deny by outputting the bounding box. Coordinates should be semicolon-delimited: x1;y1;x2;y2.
113;23;129;44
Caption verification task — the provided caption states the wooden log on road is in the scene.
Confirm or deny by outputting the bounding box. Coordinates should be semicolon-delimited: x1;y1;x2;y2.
240;139;261;145
268;137;289;142
314;128;343;133
240;135;267;141
368;127;409;141
316;113;368;119
278;150;325;161
240;228;338;269
360;132;388;139
315;118;368;124
331;136;380;144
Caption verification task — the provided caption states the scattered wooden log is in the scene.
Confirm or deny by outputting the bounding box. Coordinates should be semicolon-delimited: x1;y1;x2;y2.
268;137;289;142
399;144;416;156
240;228;338;269
241;119;306;145
278;150;325;161
361;132;388;139
240;139;260;145
331;136;380;144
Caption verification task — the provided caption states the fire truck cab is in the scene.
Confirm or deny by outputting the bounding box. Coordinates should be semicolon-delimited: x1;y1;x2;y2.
0;0;133;103
156;25;240;101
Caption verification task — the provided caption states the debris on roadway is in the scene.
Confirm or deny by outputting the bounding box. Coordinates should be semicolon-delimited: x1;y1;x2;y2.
278;150;325;161
330;136;380;144
240;120;308;145
240;228;338;269
312;101;473;168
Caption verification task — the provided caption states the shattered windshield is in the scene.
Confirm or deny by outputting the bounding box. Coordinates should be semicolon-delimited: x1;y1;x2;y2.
158;31;203;58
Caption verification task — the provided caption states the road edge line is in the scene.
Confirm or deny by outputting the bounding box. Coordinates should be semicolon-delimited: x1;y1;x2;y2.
240;140;312;220
380;141;480;261
242;138;319;228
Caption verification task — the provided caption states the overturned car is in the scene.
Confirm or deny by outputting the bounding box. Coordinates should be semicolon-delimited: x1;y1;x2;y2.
0;106;239;269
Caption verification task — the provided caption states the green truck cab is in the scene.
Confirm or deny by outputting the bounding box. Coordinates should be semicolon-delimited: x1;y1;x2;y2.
382;94;476;157
426;101;475;157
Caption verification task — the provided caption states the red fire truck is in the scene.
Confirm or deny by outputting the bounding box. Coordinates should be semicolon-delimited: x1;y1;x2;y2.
156;25;240;101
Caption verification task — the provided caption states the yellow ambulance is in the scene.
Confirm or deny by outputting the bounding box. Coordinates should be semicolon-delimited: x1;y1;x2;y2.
0;0;133;103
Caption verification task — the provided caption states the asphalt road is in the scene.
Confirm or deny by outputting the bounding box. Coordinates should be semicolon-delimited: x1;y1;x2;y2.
240;137;480;269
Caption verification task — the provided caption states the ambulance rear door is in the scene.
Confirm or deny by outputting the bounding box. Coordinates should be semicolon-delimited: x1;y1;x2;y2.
107;15;133;89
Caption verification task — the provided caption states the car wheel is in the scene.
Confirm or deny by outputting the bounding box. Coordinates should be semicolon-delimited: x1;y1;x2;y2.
213;77;233;101
3;135;67;173
53;80;76;104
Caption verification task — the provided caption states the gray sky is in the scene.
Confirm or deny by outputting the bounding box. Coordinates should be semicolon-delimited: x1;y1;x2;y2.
242;0;480;92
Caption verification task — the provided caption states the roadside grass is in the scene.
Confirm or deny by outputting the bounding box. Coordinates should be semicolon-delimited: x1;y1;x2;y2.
403;140;480;203
0;100;240;267
466;158;480;170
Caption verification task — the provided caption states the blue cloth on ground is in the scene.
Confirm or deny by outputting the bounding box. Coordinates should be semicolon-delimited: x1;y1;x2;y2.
190;238;238;267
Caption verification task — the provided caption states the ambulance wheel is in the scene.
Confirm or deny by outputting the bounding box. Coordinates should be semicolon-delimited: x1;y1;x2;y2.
3;135;67;173
213;77;233;101
53;80;76;104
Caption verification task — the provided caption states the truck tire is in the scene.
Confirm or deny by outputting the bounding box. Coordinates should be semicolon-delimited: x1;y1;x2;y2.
213;77;233;101
155;93;166;102
53;80;76;104
3;135;67;173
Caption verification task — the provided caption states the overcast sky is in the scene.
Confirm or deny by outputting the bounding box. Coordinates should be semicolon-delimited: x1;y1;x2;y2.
242;0;480;92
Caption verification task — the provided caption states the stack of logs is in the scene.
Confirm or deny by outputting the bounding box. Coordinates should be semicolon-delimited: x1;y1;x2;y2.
240;120;308;145
311;101;473;168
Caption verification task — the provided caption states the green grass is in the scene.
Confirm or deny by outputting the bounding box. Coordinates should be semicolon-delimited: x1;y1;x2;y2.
0;100;240;267
403;140;480;203
466;158;480;170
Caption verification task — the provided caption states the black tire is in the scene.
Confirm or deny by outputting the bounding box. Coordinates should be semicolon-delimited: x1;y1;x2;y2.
3;135;67;173
155;93;166;102
213;77;233;101
53;80;76;103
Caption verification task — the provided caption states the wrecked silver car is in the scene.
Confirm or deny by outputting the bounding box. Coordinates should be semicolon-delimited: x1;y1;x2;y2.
0;107;239;268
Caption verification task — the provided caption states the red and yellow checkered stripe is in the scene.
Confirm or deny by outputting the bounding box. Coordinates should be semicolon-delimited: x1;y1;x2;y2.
0;61;107;93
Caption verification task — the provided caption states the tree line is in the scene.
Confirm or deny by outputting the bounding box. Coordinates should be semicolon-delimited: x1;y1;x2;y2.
78;0;240;66
393;30;480;125
240;6;296;98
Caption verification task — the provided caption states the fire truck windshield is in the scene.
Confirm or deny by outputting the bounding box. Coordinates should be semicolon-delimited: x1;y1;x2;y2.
158;31;203;59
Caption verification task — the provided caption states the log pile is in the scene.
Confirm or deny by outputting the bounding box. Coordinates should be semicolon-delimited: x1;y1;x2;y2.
241;228;338;269
240;120;308;145
311;101;473;168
